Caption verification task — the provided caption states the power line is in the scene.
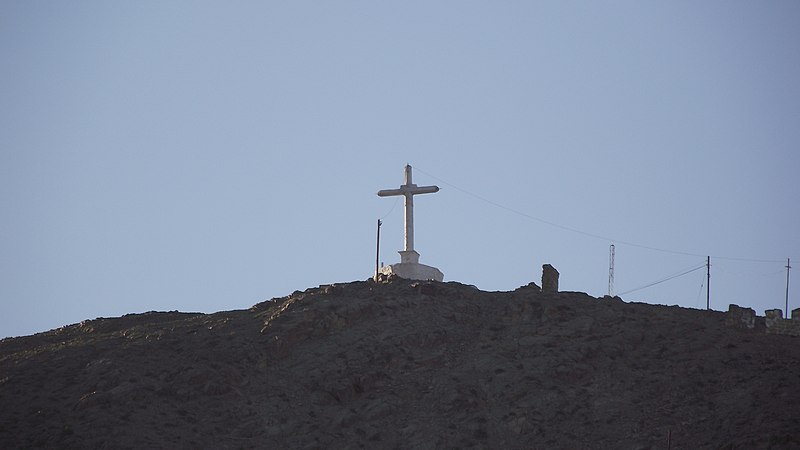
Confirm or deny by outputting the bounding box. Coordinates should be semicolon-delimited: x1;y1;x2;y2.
695;276;706;308
716;267;786;277
379;196;400;221
618;263;707;296
413;165;788;264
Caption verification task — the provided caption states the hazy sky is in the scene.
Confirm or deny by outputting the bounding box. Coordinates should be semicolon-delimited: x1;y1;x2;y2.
2;1;798;338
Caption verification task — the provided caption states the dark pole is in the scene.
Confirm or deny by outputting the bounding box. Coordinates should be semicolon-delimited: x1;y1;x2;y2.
706;256;711;310
375;219;382;281
786;258;792;318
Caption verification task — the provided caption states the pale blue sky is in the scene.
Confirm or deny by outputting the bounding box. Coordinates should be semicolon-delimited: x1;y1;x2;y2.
2;1;798;338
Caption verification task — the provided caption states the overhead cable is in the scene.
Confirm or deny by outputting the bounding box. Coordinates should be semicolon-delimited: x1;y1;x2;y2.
379;196;400;221
618;263;707;296
413;166;787;264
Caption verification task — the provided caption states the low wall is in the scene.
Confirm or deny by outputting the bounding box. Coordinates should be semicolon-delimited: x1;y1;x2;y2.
764;308;800;337
725;305;800;337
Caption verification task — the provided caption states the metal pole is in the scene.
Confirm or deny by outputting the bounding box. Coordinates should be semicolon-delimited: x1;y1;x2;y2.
786;258;792;318
375;219;382;281
706;256;711;310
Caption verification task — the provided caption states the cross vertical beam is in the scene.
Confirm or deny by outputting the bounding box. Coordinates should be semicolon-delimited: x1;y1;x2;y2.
404;165;415;252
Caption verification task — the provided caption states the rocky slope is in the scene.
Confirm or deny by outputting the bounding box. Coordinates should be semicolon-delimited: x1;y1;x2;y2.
1;278;799;449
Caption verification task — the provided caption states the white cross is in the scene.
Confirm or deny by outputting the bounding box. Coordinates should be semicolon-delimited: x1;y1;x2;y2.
377;165;439;255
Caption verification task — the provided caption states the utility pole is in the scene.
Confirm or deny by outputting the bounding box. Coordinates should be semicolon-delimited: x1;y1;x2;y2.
374;219;382;281
706;256;711;310
608;244;615;297
786;258;792;318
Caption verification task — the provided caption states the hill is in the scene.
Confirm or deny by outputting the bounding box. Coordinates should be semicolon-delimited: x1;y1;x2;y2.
1;278;799;449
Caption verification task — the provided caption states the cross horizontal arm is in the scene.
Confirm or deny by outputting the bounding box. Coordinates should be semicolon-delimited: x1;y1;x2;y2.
377;185;439;197
377;189;405;197
410;186;439;195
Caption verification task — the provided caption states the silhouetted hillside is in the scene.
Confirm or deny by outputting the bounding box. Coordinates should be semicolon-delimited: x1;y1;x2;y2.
1;278;799;449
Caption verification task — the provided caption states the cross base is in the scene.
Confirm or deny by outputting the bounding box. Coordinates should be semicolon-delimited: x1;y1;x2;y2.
378;250;444;282
378;262;444;282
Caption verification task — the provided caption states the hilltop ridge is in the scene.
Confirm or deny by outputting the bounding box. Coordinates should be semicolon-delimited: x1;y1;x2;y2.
1;278;799;449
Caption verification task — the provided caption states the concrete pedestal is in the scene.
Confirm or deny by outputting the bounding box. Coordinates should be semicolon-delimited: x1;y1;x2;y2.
379;250;444;281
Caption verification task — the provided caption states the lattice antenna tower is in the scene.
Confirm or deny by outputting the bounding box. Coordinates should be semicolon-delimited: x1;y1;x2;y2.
608;244;615;297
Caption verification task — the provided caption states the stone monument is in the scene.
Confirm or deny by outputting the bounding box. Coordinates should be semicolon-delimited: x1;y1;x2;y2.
542;264;559;293
376;165;444;281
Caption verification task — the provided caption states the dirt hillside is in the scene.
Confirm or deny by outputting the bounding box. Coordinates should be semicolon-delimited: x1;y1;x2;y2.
1;278;799;449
